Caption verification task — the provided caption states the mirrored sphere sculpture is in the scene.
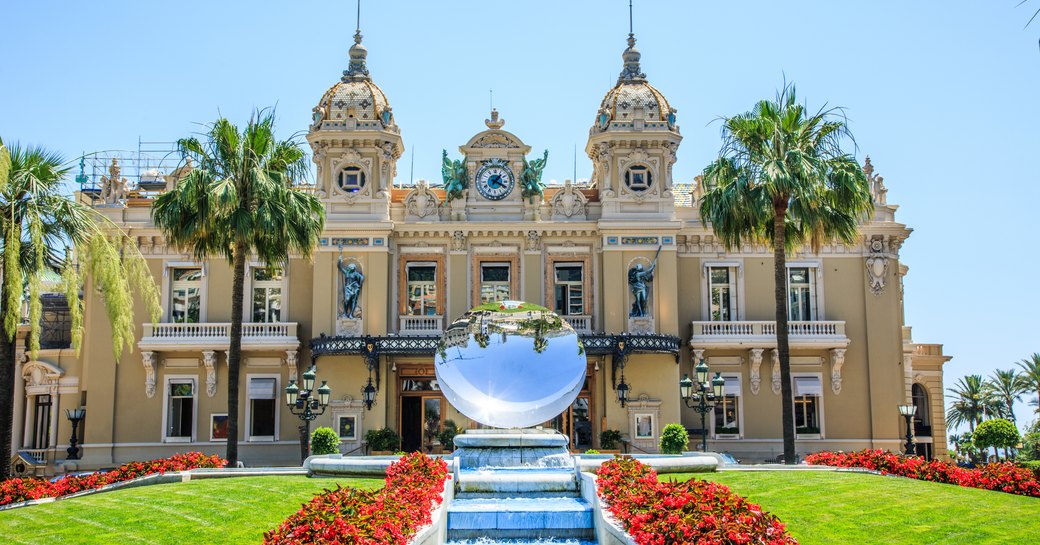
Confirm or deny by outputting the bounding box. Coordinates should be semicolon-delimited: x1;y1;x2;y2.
435;301;586;428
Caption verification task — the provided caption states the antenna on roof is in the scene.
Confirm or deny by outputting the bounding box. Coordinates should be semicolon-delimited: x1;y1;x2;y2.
489;89;494;111
356;0;361;33
573;143;577;183
410;147;415;184
629;0;634;35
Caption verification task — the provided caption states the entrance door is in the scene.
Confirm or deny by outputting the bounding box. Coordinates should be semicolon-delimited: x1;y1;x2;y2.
547;395;592;451
401;397;422;452
32;395;51;449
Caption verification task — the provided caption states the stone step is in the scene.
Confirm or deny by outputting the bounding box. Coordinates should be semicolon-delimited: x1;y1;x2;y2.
457;468;578;494
448;497;594;537
455;490;581;499
446;540;596;545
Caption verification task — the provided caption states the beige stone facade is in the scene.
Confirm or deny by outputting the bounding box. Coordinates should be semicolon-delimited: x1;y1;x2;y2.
9;30;950;473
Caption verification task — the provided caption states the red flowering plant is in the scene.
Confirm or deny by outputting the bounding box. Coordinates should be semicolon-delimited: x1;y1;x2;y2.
805;449;1040;498
263;451;449;545
596;456;799;545
0;452;226;507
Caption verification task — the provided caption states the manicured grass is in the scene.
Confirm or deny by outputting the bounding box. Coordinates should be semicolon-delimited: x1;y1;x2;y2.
0;475;382;545
668;470;1040;545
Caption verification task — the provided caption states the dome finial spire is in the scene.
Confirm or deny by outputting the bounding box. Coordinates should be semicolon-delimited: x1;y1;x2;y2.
342;0;370;81
619;0;645;83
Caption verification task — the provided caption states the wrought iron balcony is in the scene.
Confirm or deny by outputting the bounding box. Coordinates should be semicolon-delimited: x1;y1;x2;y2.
398;315;444;336
690;320;849;349
138;322;300;352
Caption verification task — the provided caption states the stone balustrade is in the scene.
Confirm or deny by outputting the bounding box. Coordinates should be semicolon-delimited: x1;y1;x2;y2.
399;315;444;336
690;320;848;349
562;315;593;334
139;322;300;351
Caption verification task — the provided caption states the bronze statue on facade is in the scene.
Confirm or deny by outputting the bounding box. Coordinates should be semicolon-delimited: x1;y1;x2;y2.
338;256;364;319
441;150;468;201
628;246;661;317
520;149;549;201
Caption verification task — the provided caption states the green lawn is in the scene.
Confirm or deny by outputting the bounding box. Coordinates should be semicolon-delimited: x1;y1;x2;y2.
0;475;383;545
668;471;1040;545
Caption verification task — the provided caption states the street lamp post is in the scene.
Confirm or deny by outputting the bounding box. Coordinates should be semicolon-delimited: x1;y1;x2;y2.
898;404;916;456
65;408;86;460
680;359;725;452
284;365;331;464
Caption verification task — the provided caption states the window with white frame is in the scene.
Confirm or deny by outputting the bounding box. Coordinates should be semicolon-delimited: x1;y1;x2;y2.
713;375;741;437
707;267;736;322
251;267;284;323
787;267;817;321
553;264;584;316
480;263;511;304
247;377;277;440
170;268;202;323
165;379;196;441
793;376;823;435
406;263;438;316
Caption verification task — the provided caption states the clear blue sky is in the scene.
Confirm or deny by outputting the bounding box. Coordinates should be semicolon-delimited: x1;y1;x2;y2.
2;1;1038;426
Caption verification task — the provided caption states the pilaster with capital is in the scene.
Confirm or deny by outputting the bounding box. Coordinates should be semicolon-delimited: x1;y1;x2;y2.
202;350;218;397
142;351;157;398
770;349;781;395
748;348;764;395
286;350;299;381
830;348;847;394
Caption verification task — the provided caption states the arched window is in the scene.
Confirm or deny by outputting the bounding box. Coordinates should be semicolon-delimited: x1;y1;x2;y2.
912;383;930;430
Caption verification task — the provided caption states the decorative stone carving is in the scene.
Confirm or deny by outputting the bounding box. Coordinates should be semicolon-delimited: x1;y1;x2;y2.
628;316;654;334
380;142;398;179
691;348;705;363
202;350;218;397
404;179;440;220
472;133;520;149
142;351;156;398
450;231;467;252
771;349;781;395
484;108;506;130
525;231;541;252
286;349;298;381
864;156;887;206
100;158;129;205
866;238;888;296
749;348;764;395
550;179;589;219
336;318;363;337
830;348;847;394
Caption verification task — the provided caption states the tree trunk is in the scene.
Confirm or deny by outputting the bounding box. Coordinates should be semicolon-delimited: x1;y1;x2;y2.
0;265;14;481
226;239;248;468
772;200;797;465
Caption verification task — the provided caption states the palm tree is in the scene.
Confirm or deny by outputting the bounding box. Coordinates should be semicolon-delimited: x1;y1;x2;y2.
152;111;324;467
699;85;873;464
1017;353;1040;416
985;369;1026;423
946;375;999;433
0;139;159;480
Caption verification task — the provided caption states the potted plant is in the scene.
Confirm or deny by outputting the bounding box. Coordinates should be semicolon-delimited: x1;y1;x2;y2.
660;423;690;454
599;429;623;454
364;427;402;455
437;419;461;452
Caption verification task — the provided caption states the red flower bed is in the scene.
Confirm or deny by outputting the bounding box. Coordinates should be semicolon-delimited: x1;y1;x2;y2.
597;456;799;545
263;452;449;545
0;451;226;507
805;449;1040;498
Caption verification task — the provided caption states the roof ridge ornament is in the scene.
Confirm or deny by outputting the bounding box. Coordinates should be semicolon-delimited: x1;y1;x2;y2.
485;108;505;129
619;0;646;83
342;29;371;82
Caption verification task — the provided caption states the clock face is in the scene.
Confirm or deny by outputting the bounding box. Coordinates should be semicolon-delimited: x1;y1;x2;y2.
476;161;515;201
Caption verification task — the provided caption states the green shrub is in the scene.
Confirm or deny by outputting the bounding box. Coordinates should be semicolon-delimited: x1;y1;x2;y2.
973;418;1020;452
1017;420;1040;462
660;423;689;454
437;419;461;451
584;449;601;454
1019;460;1040;472
310;427;341;455
600;429;623;450
365;427;402;452
393;451;406;456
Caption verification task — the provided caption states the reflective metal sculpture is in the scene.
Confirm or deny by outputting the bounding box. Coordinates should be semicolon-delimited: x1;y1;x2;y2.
435;301;586;428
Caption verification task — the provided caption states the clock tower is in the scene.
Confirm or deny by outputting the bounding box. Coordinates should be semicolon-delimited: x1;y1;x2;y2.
454;110;537;222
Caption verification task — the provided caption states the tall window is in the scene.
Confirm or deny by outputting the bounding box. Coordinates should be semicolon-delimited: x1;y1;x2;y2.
793;376;822;435
787;267;816;321
713;375;741;436
707;267;735;321
170;268;202;323
248;377;277;439
406;264;438;316
166;379;195;441
912;383;931;435
480;263;511;303
554;264;584;315
251;268;284;323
